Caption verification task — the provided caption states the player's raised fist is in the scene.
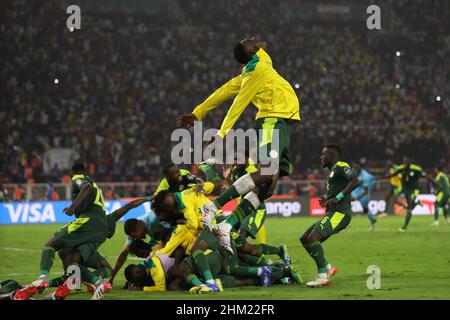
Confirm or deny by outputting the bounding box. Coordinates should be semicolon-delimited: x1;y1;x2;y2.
63;206;75;216
176;113;198;128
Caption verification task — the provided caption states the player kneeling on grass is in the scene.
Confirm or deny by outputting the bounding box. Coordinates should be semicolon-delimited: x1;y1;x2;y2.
13;163;111;300
39;197;153;300
300;144;360;288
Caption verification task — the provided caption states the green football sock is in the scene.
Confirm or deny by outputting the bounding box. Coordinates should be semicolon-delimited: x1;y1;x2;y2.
308;241;327;273
239;254;266;266
271;270;284;283
40;246;56;275
444;207;449;219
225;199;255;228
213;185;240;208
403;210;412;229
48;276;67;287
186;274;203;287
78;265;100;285
93;267;112;279
224;265;260;278
192;250;214;282
434;207;441;221
255;244;280;256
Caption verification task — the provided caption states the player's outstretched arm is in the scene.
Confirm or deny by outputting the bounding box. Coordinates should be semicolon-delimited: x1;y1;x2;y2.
216;68;265;138
110;243;131;286
177;75;242;128
111;197;150;222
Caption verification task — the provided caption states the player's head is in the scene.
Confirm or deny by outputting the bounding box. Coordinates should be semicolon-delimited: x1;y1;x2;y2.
124;218;147;240
124;264;150;287
435;165;443;174
402;157;411;167
163;163;182;186
321;144;341;169
71;163;86;176
151;190;184;225
386;160;394;167
233;37;269;64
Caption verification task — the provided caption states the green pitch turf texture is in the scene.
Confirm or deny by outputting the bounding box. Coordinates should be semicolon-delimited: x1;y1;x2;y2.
1;215;449;300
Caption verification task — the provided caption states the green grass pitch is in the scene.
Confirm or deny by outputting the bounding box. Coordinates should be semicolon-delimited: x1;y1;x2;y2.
1;215;449;300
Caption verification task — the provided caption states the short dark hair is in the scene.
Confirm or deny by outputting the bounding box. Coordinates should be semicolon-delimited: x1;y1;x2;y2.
234;42;251;64
325;143;342;156
151;190;172;213
124;218;139;236
162;163;177;176
124;264;148;287
71;162;86;174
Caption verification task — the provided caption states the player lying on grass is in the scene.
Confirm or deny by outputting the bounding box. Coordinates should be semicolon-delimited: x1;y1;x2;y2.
300;144;360;288
21;197;154;300
152;187;292;268
124;240;300;293
190;226;303;286
351;163;378;231
426;166;450;226
177;36;301;254
384;157;425;232
152;196;302;288
110;209;173;286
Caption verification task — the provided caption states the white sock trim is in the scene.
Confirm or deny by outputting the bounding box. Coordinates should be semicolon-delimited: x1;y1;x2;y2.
233;174;256;195
244;191;260;210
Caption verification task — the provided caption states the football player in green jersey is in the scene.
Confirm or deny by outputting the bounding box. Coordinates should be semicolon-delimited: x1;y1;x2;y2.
427;166;450;226
13;163;110;300
300;144;360;288
385;157;426;232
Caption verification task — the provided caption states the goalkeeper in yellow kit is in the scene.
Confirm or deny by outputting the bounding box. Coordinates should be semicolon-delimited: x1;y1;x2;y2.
177;37;301;253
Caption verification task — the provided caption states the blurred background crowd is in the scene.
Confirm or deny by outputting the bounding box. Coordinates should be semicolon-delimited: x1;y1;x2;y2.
2;0;449;193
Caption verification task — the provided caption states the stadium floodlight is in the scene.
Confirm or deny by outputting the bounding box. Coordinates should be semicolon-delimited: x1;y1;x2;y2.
395;84;400;89
54;78;59;84
294;83;300;89
436;96;441;102
396;51;401;57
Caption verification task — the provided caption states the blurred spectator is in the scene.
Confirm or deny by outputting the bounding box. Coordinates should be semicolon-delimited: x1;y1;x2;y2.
14;185;25;201
0;184;9;202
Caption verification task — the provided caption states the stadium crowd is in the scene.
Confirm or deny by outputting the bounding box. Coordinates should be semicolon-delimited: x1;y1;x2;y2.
2;0;449;185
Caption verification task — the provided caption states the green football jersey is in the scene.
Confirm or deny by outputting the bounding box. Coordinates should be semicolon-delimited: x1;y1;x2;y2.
436;172;450;195
71;174;106;217
394;164;425;191
198;163;222;182
325;161;356;214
